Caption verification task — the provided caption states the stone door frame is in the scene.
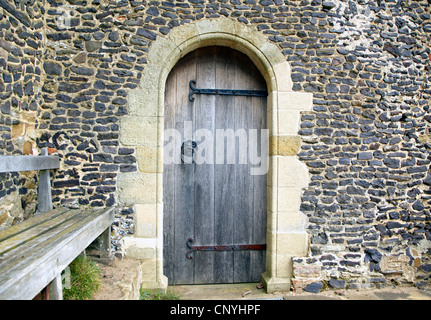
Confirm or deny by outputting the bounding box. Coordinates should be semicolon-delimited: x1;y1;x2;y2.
118;17;313;293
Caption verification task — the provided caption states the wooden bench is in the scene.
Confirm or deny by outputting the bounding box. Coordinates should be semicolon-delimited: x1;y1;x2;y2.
0;148;115;299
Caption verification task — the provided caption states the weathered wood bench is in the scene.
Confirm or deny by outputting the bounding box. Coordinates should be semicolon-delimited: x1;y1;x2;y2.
0;148;115;299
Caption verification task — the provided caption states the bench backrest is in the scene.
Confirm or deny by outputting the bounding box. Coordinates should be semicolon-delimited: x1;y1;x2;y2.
0;148;60;214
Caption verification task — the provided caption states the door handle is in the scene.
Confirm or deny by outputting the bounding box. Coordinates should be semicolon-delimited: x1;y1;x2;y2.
181;140;197;164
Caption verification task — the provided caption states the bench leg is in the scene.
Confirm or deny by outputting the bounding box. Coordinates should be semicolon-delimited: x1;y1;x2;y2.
48;274;63;300
36;148;53;214
99;226;111;259
87;226;114;265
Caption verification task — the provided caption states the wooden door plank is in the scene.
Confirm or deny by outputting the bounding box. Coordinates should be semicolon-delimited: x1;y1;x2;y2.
251;95;268;282
164;50;195;284
233;48;261;283
193;46;216;284
249;55;268;282
213;47;235;283
173;50;196;284
230;49;267;283
233;98;254;283
163;52;178;284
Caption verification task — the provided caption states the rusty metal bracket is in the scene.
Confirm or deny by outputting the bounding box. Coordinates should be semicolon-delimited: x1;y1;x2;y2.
186;237;266;260
188;80;267;102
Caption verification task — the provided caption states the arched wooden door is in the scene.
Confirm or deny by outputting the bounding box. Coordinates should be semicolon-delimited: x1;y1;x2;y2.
163;46;267;285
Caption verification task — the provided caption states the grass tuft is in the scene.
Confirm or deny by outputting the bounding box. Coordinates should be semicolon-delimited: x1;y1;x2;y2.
63;256;101;300
140;287;181;300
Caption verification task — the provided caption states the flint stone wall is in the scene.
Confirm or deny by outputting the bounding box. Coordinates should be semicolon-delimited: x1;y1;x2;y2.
0;0;430;291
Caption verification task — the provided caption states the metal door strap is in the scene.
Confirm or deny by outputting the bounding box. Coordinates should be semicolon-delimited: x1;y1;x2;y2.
186;237;266;259
188;80;267;102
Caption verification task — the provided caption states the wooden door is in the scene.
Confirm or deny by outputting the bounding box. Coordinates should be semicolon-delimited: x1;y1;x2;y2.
163;46;267;285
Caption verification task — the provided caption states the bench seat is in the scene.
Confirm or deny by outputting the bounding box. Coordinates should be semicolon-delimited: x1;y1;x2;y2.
0;206;115;300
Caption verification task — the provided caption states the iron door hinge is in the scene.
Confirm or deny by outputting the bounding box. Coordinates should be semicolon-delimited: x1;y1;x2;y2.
188;80;267;102
186;238;266;259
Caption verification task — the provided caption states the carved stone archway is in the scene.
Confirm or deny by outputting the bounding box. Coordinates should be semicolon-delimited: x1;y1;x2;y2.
118;17;313;293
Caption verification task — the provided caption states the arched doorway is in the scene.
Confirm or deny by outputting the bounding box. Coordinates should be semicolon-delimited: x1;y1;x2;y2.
118;17;313;293
163;46;267;284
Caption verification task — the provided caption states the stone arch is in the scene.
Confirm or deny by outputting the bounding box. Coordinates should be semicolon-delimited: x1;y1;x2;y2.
118;17;313;293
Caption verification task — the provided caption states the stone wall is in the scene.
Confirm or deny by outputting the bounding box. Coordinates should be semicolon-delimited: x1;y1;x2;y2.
0;0;430;291
293;0;431;291
0;0;45;228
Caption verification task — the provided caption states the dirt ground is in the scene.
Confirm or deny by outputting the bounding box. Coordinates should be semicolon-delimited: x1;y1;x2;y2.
91;258;142;300
92;258;431;300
